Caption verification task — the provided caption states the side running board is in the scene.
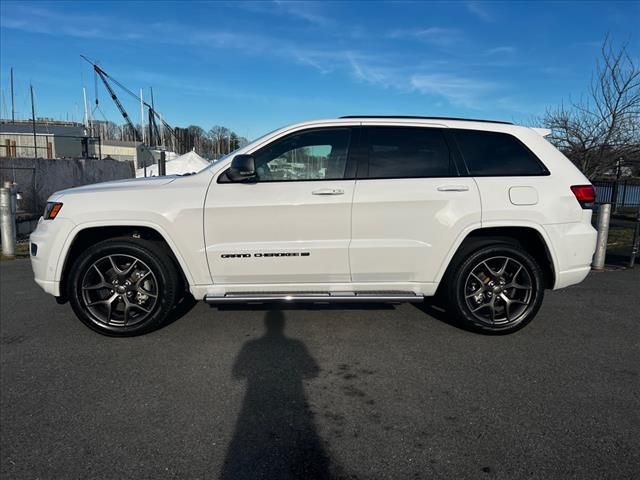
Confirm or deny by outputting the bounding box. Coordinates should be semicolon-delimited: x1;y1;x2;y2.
204;291;423;304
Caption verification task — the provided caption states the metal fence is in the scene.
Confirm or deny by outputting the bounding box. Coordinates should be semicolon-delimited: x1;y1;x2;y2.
593;179;640;208
0;157;133;215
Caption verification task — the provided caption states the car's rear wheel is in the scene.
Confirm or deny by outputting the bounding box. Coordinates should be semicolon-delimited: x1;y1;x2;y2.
444;241;544;334
67;238;179;336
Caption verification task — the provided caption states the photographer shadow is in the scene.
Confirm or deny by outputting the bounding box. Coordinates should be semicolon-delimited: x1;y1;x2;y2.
221;309;333;479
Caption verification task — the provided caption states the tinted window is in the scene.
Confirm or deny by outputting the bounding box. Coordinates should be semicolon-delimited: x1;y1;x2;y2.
253;128;351;181
364;127;452;179
453;129;547;176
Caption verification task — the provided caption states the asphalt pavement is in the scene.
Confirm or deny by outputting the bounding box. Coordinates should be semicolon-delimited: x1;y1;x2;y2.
1;259;639;479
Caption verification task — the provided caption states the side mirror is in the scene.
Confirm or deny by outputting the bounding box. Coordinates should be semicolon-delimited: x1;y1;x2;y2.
227;154;257;182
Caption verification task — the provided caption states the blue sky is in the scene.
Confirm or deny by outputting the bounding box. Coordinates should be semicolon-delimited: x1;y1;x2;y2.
1;0;638;139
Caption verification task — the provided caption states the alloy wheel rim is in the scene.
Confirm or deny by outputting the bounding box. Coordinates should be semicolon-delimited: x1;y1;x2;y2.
81;254;158;328
464;255;534;327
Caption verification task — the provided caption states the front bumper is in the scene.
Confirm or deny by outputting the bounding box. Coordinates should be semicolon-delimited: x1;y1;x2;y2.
30;217;76;297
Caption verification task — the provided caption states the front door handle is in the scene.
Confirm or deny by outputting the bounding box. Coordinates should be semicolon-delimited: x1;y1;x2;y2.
312;188;344;195
437;185;470;192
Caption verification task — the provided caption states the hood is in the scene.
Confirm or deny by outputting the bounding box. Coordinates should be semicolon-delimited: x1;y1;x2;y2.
51;176;177;199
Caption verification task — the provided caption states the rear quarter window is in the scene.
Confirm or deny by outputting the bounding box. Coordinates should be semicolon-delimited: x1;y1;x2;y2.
453;129;548;176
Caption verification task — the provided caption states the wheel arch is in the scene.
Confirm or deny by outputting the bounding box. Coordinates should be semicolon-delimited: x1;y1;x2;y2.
56;223;194;302
436;224;558;290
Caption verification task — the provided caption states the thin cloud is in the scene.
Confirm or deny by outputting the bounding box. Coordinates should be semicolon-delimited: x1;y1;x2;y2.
347;54;398;88
273;0;334;27
387;27;463;47
1;4;139;40
484;46;517;56
241;0;334;27
347;55;500;110
410;74;497;108
1;5;335;72
466;1;494;22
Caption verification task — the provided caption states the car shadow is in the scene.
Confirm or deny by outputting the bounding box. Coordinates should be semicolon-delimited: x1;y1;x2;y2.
220;309;339;479
213;299;470;333
412;298;467;331
161;293;198;328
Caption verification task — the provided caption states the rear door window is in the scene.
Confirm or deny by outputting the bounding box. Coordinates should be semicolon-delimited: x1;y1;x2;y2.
453;129;548;176
362;127;454;179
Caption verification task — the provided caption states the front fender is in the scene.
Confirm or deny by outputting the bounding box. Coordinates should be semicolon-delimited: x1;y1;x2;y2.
54;220;202;290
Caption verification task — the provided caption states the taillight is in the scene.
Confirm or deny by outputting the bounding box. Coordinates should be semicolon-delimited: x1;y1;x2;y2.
570;185;596;209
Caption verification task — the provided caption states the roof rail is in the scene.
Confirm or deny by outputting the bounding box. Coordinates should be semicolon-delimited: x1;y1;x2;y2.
339;115;513;125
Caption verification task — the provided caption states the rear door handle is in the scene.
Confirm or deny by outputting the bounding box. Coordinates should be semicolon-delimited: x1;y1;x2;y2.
312;188;344;195
437;185;469;192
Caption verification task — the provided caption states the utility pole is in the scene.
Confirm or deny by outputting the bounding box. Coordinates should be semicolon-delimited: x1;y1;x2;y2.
148;108;154;147
611;157;623;214
150;87;155;147
10;67;15;123
30;84;38;159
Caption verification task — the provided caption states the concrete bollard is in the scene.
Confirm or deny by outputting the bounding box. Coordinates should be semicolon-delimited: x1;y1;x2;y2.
0;181;17;257
629;208;640;268
592;203;611;270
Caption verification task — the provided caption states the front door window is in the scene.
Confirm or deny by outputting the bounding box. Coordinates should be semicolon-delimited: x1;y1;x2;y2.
253;129;351;182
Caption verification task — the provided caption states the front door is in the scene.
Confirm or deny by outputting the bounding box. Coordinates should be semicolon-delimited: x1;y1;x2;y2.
204;127;356;285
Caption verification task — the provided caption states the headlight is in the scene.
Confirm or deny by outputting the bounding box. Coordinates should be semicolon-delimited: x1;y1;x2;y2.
44;202;63;220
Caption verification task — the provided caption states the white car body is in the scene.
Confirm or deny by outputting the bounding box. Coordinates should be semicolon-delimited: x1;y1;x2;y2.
30;117;597;315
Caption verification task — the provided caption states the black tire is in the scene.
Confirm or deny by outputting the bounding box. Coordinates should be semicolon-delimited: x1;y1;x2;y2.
443;240;544;334
67;237;180;336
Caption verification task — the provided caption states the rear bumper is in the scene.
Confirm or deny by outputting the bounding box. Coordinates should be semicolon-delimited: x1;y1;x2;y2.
555;266;592;290
30;217;75;297
543;218;597;289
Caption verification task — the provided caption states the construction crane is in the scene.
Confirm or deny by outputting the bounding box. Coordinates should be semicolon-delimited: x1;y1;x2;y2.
80;55;180;151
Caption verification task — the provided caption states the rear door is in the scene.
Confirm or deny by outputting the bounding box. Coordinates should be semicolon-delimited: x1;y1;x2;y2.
204;127;356;284
349;125;481;283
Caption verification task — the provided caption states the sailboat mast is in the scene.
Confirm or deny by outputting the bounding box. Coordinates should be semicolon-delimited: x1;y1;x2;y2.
82;87;90;130
140;89;146;144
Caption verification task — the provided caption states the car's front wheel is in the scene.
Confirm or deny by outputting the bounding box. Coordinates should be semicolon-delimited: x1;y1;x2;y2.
67;238;179;336
444;241;544;334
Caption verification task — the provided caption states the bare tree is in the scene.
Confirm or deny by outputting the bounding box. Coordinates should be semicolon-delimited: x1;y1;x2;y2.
209;125;230;158
543;36;640;178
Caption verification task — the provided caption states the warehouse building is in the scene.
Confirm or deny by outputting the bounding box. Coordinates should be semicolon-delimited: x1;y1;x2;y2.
0;121;97;159
1;121;166;168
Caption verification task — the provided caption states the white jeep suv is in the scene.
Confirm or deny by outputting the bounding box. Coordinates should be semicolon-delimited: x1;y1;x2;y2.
30;116;597;336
